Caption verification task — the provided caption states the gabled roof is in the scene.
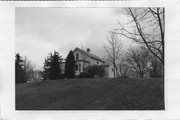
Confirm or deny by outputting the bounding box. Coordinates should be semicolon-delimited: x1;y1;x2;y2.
73;47;105;63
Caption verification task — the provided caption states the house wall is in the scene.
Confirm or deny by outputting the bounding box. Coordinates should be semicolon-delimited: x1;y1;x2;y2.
73;50;104;76
104;66;109;78
108;64;115;78
74;61;90;76
105;64;117;78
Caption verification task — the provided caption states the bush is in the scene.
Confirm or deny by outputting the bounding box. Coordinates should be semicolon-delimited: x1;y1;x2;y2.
59;74;65;79
149;58;163;78
119;75;129;78
86;65;105;78
79;72;93;78
47;74;65;80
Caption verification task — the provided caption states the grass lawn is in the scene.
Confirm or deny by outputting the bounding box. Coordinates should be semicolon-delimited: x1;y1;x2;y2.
16;78;164;110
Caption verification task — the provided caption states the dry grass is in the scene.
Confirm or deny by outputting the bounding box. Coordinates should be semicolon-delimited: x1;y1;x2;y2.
16;78;164;110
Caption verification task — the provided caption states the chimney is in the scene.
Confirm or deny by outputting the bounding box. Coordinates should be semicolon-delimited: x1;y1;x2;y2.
87;48;90;53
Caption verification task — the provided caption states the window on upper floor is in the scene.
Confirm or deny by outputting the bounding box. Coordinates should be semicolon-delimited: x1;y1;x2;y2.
97;61;99;64
76;53;79;60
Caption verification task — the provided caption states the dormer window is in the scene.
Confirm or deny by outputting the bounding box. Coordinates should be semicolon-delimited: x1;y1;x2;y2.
97;61;99;64
76;53;79;60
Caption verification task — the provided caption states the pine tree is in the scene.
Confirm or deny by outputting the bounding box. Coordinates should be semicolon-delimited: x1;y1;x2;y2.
149;57;163;78
65;50;75;78
15;53;26;83
42;51;63;80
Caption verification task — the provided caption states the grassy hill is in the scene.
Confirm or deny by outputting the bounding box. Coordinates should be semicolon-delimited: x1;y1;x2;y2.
16;78;164;110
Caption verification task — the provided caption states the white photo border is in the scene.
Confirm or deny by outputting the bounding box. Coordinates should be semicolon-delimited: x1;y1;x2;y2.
1;1;180;120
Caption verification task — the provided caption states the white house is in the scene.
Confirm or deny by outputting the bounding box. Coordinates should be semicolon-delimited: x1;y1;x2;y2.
103;63;118;78
60;47;116;78
73;47;105;76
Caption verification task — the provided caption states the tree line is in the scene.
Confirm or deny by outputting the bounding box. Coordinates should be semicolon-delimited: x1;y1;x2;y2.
15;50;75;83
15;53;42;83
15;50;106;83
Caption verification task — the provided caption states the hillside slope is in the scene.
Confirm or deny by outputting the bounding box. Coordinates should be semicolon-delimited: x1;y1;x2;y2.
16;78;164;110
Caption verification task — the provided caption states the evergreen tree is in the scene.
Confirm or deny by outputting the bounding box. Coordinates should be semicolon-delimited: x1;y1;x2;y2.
15;53;26;83
65;50;75;78
149;57;163;78
42;51;63;80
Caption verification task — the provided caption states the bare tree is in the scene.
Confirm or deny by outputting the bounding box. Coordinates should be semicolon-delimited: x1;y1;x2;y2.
23;57;35;82
104;31;123;78
126;46;151;78
114;7;164;65
118;57;130;78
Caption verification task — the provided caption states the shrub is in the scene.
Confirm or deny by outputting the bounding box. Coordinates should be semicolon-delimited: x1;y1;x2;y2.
79;72;93;78
85;65;105;78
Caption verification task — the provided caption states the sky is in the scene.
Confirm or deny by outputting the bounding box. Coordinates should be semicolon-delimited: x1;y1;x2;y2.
15;8;131;70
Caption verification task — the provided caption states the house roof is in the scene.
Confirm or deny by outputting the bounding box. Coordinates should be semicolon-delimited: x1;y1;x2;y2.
73;47;105;63
76;59;90;63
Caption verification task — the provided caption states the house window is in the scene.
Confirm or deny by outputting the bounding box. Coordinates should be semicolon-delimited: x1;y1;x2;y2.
97;61;99;64
112;68;114;71
75;64;78;71
76;53;79;60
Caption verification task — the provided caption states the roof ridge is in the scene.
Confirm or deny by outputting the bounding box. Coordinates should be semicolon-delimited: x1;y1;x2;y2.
73;47;104;63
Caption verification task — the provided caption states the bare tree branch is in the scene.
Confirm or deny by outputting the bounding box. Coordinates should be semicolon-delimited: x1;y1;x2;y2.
115;7;164;65
104;31;123;78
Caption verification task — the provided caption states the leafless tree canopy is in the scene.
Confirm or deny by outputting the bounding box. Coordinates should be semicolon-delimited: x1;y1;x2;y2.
126;46;151;78
23;57;35;82
104;31;123;78
114;7;164;65
23;57;42;82
118;57;129;78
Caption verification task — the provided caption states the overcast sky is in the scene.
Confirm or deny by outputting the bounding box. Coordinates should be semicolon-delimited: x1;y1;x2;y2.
15;8;131;70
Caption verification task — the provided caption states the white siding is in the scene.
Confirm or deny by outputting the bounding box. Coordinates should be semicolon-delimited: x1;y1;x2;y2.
104;64;117;78
108;64;115;78
73;49;104;76
60;48;115;78
74;61;89;76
